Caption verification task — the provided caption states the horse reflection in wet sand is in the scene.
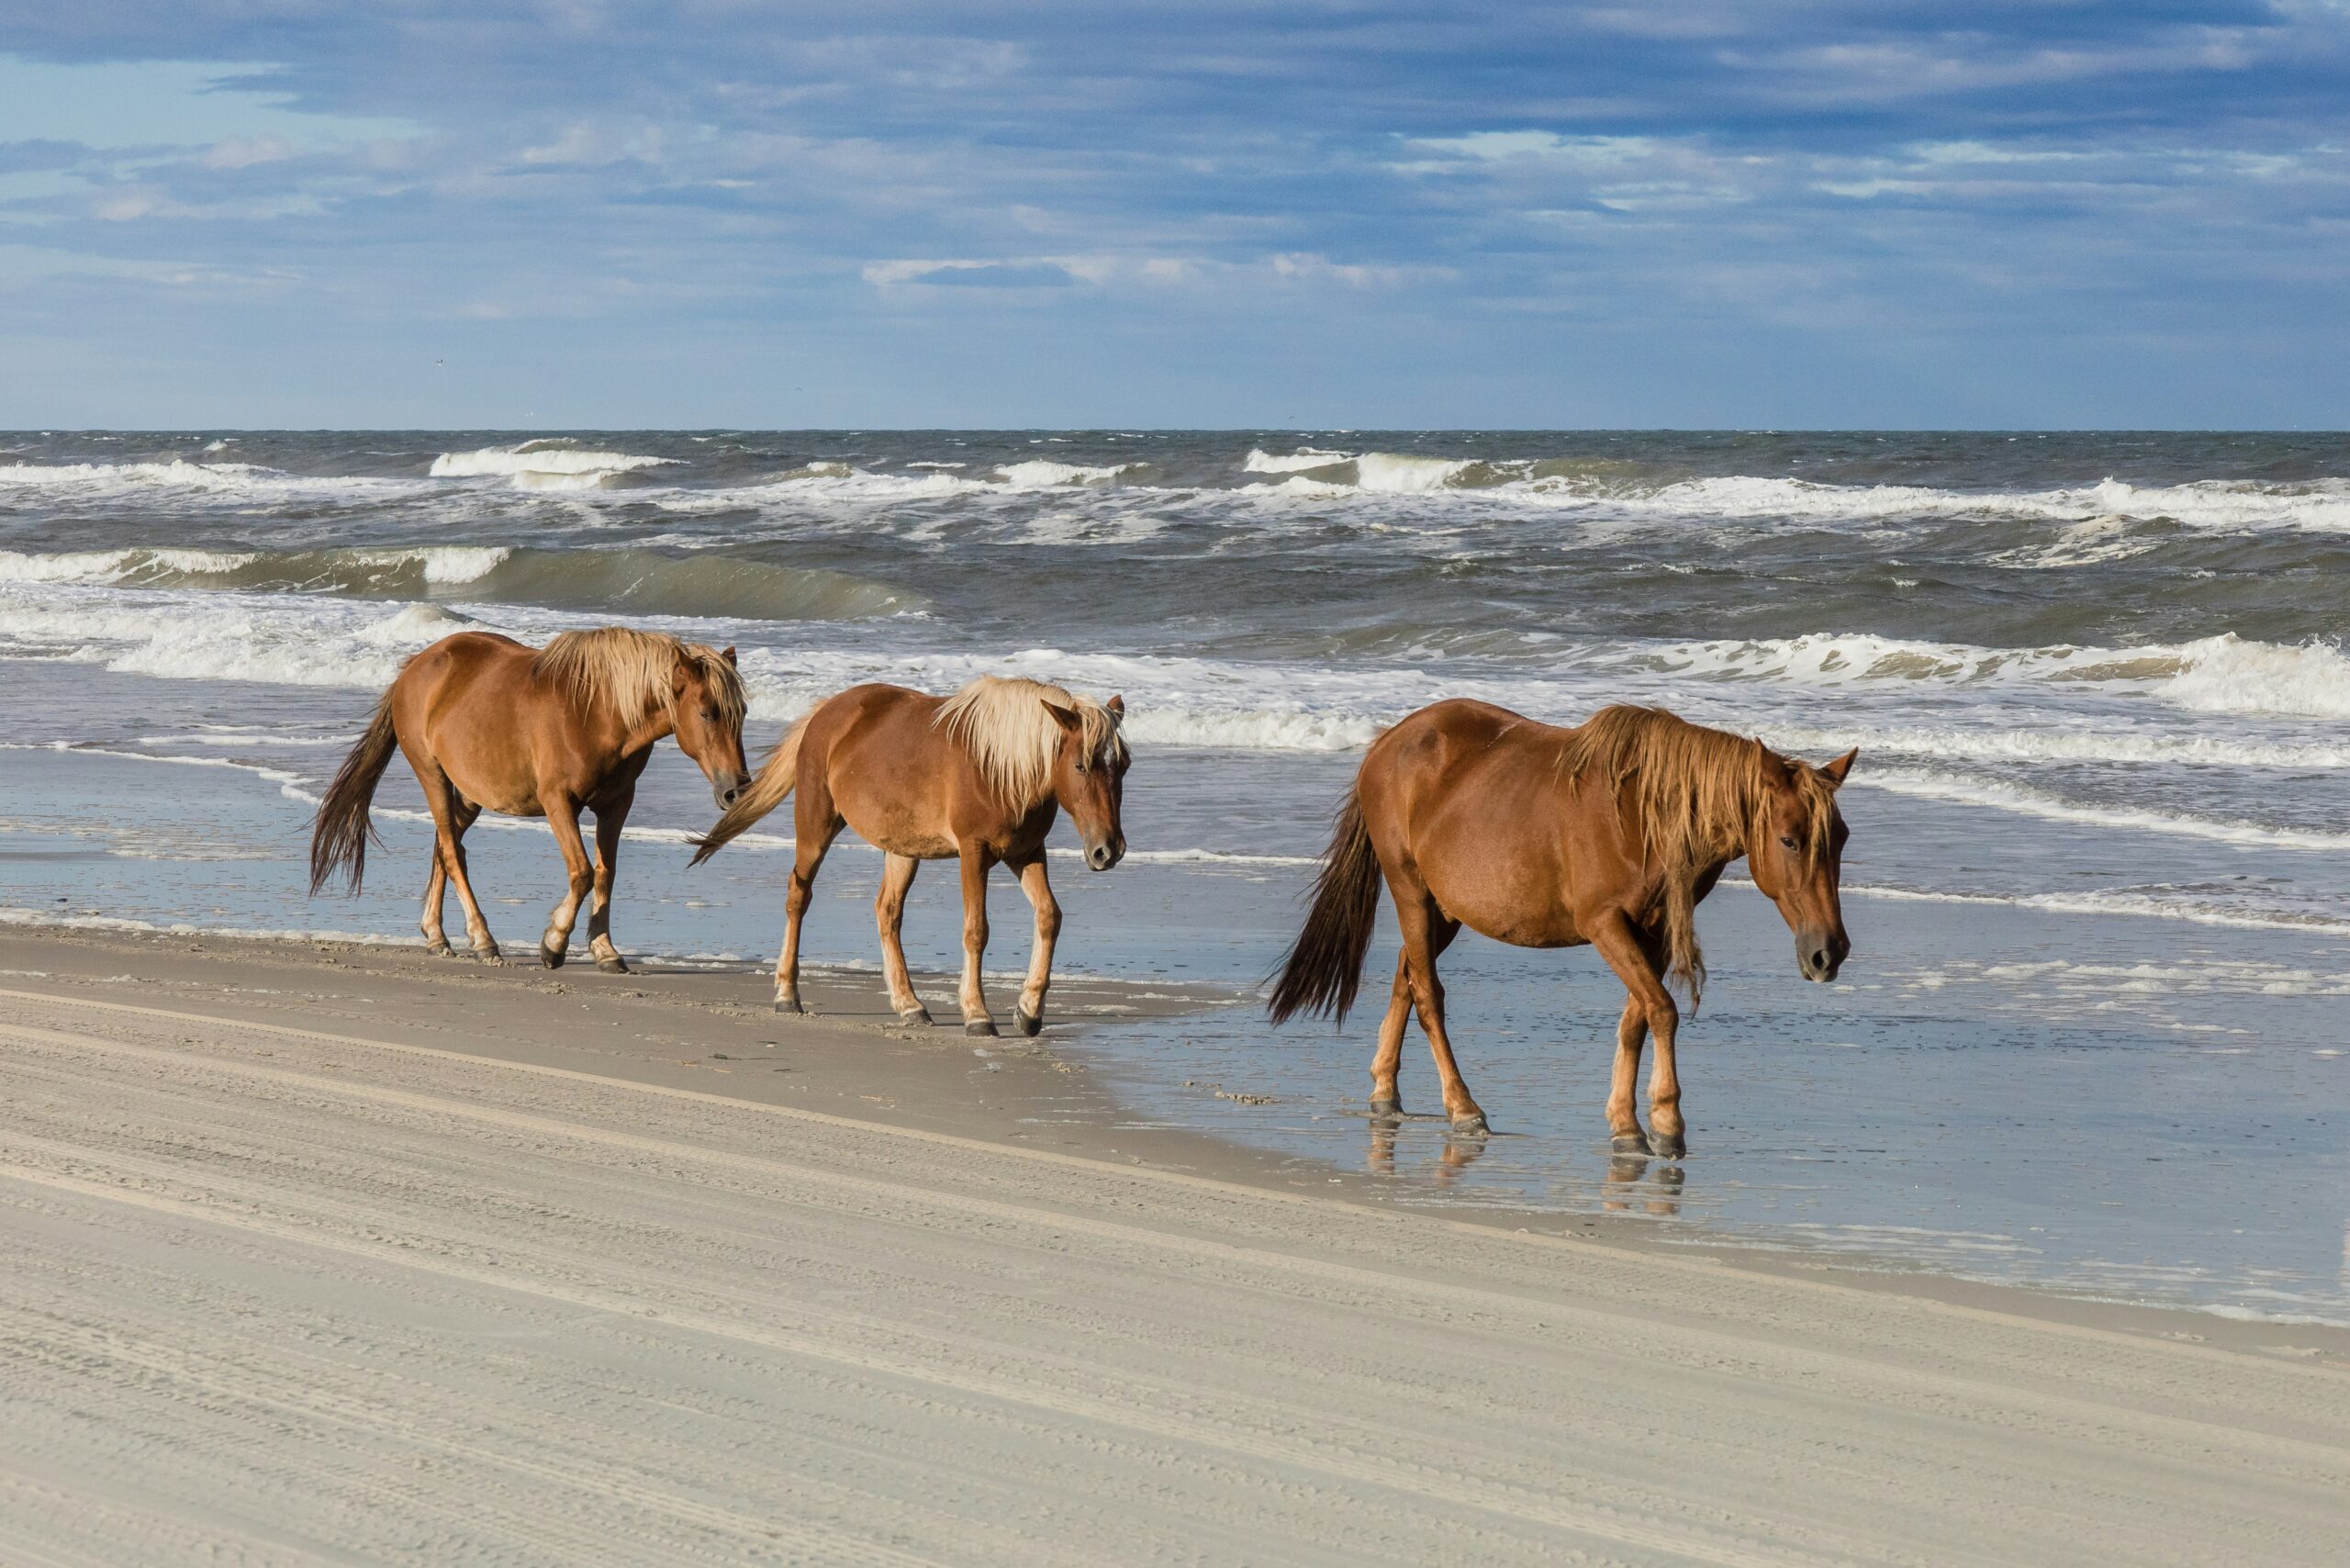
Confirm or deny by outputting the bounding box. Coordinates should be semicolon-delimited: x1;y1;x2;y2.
1270;701;1855;1156
310;628;750;972
694;676;1128;1036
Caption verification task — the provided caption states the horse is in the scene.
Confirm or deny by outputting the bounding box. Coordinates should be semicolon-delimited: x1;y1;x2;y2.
690;676;1128;1036
1268;700;1855;1156
309;627;750;973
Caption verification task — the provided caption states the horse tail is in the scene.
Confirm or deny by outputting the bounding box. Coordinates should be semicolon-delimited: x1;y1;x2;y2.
1663;870;1707;1014
309;696;399;895
1266;790;1383;1025
691;715;807;864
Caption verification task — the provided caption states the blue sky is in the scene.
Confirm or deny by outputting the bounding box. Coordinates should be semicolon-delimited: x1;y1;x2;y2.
1;3;2345;428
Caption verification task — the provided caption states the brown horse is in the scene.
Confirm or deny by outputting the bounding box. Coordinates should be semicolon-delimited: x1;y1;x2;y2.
691;677;1128;1036
310;628;750;972
1269;701;1855;1155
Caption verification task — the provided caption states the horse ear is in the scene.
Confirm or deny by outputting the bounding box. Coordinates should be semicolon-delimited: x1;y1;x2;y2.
722;645;738;667
1818;748;1858;788
1105;694;1125;722
1040;700;1082;734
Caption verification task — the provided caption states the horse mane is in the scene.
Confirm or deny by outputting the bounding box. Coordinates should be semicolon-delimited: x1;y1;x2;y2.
530;627;746;734
934;675;1125;807
1556;704;1838;1006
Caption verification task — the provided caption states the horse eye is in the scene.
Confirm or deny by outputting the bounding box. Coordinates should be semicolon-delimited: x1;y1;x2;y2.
1779;834;1798;850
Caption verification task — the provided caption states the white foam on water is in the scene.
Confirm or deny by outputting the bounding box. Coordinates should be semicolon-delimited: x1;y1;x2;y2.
429;442;674;488
355;602;476;644
0;459;272;491
1242;447;1354;474
1836;882;2350;935
0;906;407;946
2154;633;2350;721
1352;453;1475;492
1651;630;2350;724
0;588;504;692
0;544;509;589
992;459;1151;488
744;468;980;500
0;548;260;584
1860;767;2350;852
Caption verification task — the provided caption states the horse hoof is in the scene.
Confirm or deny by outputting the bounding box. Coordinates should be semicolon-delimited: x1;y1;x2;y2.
424;940;451;958
1014;1008;1042;1038
966;1020;999;1038
897;1007;933;1026
475;947;504;966
1650;1131;1687;1159
596;956;630;975
1449;1110;1490;1136
540;944;565;970
1369;1097;1404;1122
1611;1133;1654;1157
775;998;805;1015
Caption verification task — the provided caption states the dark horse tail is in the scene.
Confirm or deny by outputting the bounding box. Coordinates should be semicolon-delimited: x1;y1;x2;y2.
1266;791;1383;1025
309;697;398;895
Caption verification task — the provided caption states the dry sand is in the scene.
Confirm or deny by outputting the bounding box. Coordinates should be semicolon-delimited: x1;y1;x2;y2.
1;926;2345;1566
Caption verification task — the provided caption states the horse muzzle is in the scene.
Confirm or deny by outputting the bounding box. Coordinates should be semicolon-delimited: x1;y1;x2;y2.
1796;931;1849;983
713;773;750;811
1085;837;1125;872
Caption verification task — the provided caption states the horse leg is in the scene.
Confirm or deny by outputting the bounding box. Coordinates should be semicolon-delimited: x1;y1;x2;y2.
420;852;449;954
418;798;476;955
1010;853;1059;1037
1592;910;1685;1158
418;765;499;960
1369;953;1413;1118
1393;888;1481;1133
586;789;632;974
1606;996;1652;1155
539;797;595;970
956;845;999;1037
774;814;839;1014
875;852;929;1025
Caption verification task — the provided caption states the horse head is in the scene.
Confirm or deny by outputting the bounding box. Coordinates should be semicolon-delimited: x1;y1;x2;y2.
1746;746;1857;982
672;645;752;812
1043;693;1128;871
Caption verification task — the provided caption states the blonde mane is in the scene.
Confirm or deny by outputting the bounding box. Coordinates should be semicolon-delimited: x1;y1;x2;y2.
934;675;1125;806
1555;704;1839;1005
530;627;746;734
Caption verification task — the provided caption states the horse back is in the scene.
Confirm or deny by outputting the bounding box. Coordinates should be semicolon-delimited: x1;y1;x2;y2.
1359;699;1620;948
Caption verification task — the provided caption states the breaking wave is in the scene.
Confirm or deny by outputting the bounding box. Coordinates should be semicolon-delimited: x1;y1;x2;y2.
1647;631;2350;721
0;545;923;622
993;459;1156;488
1236;448;2350;530
429;440;676;489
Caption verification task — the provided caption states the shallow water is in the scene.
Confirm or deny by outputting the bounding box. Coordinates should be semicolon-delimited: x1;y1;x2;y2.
1;429;2344;1321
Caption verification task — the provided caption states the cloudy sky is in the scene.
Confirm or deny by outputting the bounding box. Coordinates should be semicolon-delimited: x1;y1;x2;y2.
2;3;2346;428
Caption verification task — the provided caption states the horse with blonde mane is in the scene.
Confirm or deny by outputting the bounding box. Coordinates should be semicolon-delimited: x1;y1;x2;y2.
1269;700;1856;1154
692;677;1128;1036
310;628;750;972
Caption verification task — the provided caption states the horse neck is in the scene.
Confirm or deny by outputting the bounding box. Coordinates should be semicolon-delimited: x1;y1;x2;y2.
1639;765;1757;876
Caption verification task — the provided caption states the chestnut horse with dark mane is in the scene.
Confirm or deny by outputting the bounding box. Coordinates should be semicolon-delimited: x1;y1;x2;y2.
309;628;749;972
1269;700;1856;1154
692;677;1127;1036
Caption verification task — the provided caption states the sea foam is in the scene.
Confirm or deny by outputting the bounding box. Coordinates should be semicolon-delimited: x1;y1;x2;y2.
430;441;675;488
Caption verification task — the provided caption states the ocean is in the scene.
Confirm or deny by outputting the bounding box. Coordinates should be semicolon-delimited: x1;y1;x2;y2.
1;429;2344;1321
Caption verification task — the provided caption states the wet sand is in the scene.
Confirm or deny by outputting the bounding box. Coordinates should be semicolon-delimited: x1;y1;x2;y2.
1;925;2346;1565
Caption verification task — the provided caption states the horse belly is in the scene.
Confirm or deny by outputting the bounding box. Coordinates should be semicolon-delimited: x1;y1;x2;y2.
440;757;542;818
1416;827;1583;949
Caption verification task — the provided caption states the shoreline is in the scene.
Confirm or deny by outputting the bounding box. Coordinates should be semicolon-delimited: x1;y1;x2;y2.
6;920;2343;1365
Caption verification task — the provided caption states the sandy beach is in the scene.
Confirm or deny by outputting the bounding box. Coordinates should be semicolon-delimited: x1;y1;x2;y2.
2;925;2344;1566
